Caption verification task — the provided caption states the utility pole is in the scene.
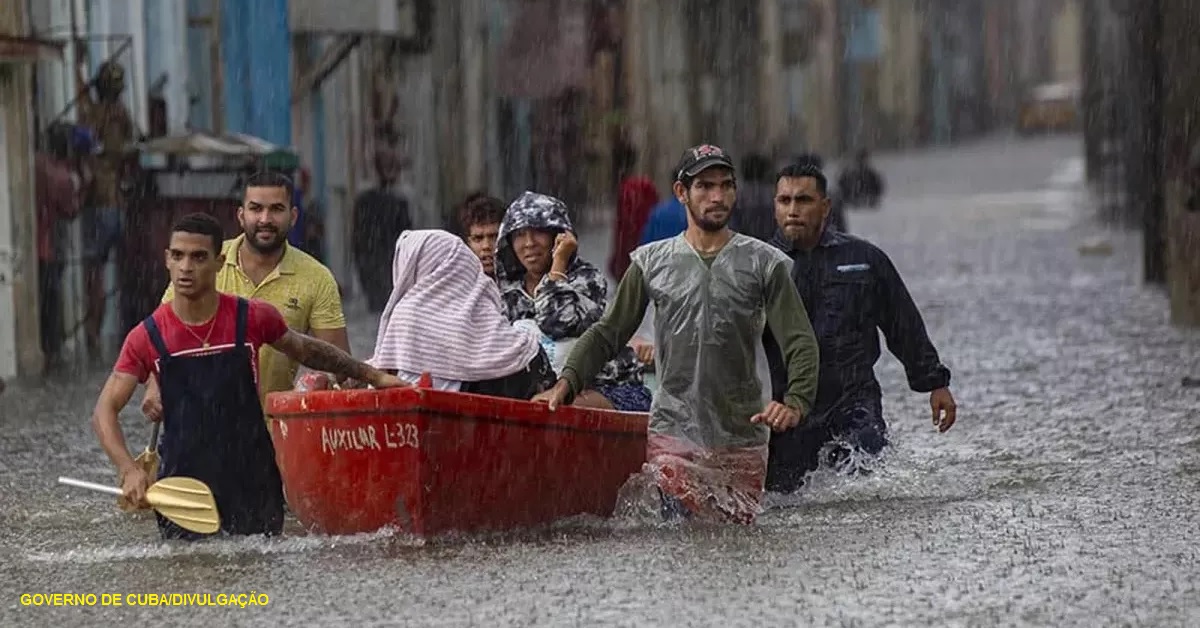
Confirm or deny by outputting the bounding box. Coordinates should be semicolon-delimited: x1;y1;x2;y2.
1079;0;1102;182
1160;0;1200;326
0;0;45;380
1127;0;1165;284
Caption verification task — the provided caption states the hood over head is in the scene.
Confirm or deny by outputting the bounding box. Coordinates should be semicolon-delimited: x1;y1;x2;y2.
496;191;576;280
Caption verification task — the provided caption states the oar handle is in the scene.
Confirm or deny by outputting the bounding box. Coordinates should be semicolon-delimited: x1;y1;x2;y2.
58;476;123;497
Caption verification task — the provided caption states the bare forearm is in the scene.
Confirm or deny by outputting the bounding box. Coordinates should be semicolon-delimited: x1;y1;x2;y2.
293;335;380;383
312;327;351;355
91;408;137;472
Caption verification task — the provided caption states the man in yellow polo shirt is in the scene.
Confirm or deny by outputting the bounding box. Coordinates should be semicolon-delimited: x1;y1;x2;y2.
142;172;350;419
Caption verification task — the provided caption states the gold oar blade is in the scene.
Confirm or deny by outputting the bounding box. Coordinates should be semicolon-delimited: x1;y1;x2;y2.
146;477;220;535
151;476;212;496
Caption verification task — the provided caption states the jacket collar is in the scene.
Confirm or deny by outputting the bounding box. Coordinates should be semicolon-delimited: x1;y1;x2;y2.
769;226;847;254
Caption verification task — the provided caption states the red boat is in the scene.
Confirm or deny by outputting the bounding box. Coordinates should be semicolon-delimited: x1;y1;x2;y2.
265;381;649;537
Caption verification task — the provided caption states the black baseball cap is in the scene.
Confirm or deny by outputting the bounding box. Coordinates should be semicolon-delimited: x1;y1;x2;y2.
674;144;736;182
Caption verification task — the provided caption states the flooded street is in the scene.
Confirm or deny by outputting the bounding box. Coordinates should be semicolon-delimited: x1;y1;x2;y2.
4;135;1200;626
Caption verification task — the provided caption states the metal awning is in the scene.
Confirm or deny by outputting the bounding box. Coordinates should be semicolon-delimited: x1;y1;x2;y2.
291;35;362;103
288;0;431;47
288;0;433;101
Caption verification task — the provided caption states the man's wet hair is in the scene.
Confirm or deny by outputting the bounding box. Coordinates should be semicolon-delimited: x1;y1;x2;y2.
792;152;825;170
172;212;225;254
741;153;772;182
456;191;506;232
776;162;828;197
242;171;295;200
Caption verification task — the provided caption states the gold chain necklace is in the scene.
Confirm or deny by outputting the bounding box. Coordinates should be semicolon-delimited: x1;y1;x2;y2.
176;308;218;348
184;317;217;348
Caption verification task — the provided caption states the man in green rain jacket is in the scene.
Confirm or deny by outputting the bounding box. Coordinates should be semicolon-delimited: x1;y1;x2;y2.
535;144;820;523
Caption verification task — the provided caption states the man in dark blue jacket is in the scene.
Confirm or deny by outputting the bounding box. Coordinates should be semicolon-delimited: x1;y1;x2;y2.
764;163;957;493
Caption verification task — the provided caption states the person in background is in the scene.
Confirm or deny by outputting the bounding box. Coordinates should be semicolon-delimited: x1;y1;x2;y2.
76;60;138;358
729;152;776;242
368;229;555;397
456;191;507;277
93;213;404;540
35;122;84;372
764;162;956;493
609;144;659;281
143;171;350;419
352;148;412;313
638;171;688;246
288;168;307;251
291;167;326;261
496;191;651;412
835;148;885;209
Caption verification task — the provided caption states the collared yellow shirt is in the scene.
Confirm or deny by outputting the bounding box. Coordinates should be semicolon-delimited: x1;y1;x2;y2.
162;235;347;402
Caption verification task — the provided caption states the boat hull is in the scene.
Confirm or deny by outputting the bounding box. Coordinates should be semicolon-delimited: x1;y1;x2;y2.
266;386;648;537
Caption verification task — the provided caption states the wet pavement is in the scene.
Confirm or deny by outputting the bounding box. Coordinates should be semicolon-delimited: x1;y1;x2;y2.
4;134;1200;626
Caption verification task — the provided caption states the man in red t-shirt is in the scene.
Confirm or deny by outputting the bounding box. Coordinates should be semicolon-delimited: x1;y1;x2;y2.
92;212;405;539
113;290;288;389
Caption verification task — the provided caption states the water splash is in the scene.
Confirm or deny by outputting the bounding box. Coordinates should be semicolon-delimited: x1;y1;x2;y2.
23;526;417;565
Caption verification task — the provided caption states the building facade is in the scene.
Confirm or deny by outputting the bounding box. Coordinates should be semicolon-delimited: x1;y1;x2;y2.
2;0;1092;379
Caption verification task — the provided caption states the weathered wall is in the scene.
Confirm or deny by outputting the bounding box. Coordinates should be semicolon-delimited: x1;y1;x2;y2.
805;0;841;156
0;1;45;379
1050;0;1082;84
624;0;694;197
878;0;923;148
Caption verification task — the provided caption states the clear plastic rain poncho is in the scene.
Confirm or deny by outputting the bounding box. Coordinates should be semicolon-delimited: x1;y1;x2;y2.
617;234;794;524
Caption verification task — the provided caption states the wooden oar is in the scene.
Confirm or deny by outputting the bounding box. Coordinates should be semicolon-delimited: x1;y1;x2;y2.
120;423;160;512
59;476;221;535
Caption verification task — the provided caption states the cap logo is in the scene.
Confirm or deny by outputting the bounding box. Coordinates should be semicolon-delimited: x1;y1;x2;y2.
692;144;724;159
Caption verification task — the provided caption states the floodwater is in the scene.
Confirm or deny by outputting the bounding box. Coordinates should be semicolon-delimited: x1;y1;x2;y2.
3;135;1199;626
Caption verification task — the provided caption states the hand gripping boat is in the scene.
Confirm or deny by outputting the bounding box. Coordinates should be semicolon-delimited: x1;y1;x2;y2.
265;377;649;537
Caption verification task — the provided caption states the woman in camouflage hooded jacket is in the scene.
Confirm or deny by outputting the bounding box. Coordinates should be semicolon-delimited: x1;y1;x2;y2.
496;191;651;412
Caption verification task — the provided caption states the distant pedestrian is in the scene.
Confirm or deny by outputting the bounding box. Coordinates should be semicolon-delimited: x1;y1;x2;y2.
77;60;138;357
352;149;413;313
609;144;659;280
729;153;776;242
836;148;885;208
36;122;83;372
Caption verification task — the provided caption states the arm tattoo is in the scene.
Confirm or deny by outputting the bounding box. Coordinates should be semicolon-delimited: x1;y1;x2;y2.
294;335;376;382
